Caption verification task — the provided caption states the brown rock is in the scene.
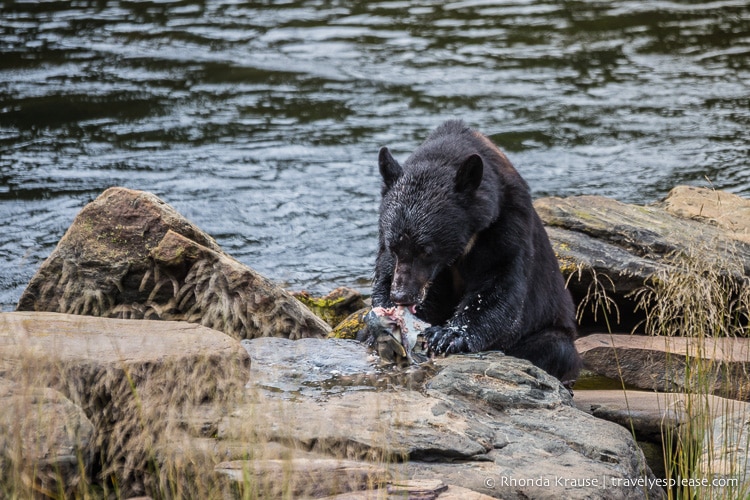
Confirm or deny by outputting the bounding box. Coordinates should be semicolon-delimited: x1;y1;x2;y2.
576;334;750;400
0;379;95;496
697;410;750;497
0;311;251;497
16;187;330;341
215;458;390;498
574;389;749;442
660;185;750;244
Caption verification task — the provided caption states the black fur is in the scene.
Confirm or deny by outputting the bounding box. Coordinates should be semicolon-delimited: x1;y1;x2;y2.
372;120;581;385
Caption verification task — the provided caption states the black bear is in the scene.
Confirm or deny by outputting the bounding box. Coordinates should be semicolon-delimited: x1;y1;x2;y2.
372;120;581;386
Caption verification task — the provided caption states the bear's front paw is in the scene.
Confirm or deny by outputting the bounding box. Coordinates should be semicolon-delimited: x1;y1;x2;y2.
425;325;469;355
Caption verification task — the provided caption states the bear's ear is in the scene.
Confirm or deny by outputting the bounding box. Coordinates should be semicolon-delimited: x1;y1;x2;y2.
379;146;402;191
455;154;483;193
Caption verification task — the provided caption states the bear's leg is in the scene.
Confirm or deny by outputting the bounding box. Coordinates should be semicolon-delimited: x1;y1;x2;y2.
507;329;582;389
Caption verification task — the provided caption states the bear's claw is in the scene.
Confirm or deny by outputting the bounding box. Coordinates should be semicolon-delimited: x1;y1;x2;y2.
424;325;469;355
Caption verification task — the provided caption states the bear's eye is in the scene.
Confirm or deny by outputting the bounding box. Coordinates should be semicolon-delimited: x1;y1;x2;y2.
420;245;434;258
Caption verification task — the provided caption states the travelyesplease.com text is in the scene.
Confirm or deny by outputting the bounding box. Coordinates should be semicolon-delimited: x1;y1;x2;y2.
484;475;738;490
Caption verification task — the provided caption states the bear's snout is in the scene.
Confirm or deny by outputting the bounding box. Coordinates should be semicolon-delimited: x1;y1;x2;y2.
391;260;432;306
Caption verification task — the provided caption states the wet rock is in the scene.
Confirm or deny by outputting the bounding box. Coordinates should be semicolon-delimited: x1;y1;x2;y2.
0;379;94;496
241;336;436;397
17;187;330;341
0;311;251;497
329;306;370;340
576;334;750;400
292;286;367;327
229;337;664;499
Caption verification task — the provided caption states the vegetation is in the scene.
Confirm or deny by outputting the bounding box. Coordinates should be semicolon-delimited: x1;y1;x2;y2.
579;241;750;500
633;245;749;499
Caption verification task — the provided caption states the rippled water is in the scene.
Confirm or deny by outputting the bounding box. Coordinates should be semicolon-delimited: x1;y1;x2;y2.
1;0;749;310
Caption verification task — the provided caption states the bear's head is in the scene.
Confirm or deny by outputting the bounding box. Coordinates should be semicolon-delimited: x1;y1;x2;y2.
377;146;486;307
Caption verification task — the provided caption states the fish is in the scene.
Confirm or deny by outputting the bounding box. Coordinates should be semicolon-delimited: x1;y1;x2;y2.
364;306;430;365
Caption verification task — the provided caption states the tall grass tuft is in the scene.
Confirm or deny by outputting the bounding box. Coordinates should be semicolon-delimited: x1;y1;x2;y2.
633;243;750;500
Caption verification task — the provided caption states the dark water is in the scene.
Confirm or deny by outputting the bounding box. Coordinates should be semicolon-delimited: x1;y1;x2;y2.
1;0;749;311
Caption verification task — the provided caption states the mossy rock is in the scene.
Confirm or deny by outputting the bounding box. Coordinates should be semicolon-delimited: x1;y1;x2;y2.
292;287;367;328
329;307;370;340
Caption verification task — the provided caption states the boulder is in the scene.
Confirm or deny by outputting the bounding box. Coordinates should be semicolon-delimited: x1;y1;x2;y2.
0;311;251;497
16;187;330;341
534;187;750;330
576;334;750;400
226;337;664;499
0;379;95;497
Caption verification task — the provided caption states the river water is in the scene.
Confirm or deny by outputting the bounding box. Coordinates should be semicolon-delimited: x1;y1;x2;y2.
1;0;748;310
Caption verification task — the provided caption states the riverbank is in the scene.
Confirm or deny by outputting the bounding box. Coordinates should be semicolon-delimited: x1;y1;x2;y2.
2;185;748;499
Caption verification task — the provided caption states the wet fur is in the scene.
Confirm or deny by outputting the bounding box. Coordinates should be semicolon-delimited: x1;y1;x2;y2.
372;120;581;384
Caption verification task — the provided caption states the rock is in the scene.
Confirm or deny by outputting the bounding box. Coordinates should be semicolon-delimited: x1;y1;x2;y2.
0;311;251;497
17;187;330;341
292;287;367;327
320;482;496;500
574;390;749;442
427;353;572;410
575;388;750;498
534;189;750;329
215;458;390;498
660;185;750;244
229;337;664;499
330;306;370;340
697;410;750;498
0;379;95;496
576;334;750;400
386;479;448;497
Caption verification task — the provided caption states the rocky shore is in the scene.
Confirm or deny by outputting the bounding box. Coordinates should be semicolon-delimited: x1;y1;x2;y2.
2;185;748;498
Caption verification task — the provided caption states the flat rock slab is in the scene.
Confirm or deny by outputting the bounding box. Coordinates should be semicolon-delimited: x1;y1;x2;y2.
577;334;750;400
574;390;750;443
230;337;664;499
216;458;390;498
0;311;251;496
578;334;750;363
0;311;250;366
17;186;330;341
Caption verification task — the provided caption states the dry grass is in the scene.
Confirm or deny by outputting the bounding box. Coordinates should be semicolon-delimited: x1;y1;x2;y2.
632;244;749;499
0;327;400;500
